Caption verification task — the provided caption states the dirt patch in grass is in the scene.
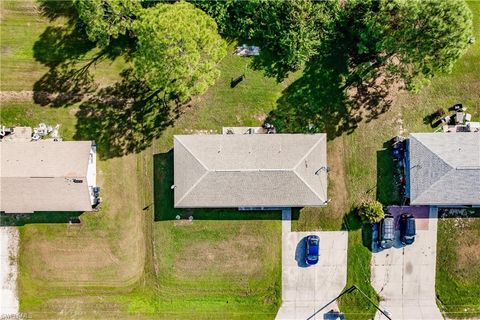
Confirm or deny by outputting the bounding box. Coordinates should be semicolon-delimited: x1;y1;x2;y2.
254;111;267;122
32;240;120;281
457;242;480;278
452;218;480;281
327;137;349;215
174;235;262;278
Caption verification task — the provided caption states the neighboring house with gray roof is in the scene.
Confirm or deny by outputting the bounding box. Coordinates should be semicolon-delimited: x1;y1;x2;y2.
173;134;328;208
407;132;480;206
0;141;99;213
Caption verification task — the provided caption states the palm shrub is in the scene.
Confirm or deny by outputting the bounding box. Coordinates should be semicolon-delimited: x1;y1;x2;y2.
358;200;385;224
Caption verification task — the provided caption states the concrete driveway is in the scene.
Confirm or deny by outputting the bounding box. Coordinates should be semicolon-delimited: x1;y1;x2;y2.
372;206;443;320
276;209;348;320
0;227;19;317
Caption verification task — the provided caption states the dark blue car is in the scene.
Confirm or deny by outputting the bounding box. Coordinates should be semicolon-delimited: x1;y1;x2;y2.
305;235;320;265
400;213;416;245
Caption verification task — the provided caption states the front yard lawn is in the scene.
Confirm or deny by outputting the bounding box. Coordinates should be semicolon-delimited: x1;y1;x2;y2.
2;0;479;319
436;210;480;318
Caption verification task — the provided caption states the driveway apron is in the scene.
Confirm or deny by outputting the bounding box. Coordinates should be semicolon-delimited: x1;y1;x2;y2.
372;206;443;320
276;208;348;320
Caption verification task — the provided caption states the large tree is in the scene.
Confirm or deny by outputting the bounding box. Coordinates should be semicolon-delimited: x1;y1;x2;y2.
343;0;473;90
253;0;338;79
73;0;142;48
191;0;264;39
133;2;226;102
192;0;337;79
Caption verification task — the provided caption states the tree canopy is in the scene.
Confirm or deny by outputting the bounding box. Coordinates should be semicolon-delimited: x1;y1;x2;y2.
133;2;226;102
253;0;338;79
72;0;473;101
194;0;472;86
73;0;142;48
192;0;338;79
343;0;473;90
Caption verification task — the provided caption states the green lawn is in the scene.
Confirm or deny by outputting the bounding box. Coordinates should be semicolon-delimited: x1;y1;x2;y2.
2;0;480;319
1;1;287;318
295;1;480;317
436;211;480;319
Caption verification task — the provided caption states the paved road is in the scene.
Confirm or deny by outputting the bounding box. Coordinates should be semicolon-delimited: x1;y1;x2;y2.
276;209;348;320
372;206;443;320
0;226;19;317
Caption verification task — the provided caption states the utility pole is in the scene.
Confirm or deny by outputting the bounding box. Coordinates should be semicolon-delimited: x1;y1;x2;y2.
307;285;392;320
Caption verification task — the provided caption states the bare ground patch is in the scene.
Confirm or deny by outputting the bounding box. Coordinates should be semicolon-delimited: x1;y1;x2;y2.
455;219;480;280
254;111;267;122
32;240;120;281
326;137;349;216
174;234;263;278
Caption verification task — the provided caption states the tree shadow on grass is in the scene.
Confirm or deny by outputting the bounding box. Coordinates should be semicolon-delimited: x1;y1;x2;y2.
250;47;295;82
266;38;395;137
342;208;373;251
33;62;99;108
0;211;83;226
31;22;174;159
266;51;357;137
37;0;77;22
74;69;178;160
342;208;362;232
153;151;283;221
32;16;135;108
33;25;95;68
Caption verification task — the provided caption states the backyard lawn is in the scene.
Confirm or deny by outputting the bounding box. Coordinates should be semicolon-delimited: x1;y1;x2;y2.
1;0;480;319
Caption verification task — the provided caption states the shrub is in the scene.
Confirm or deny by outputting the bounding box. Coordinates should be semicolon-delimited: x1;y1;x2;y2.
358;201;385;224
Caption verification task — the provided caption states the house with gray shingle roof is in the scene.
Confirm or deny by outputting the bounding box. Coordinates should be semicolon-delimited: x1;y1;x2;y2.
407;132;480;206
0;141;99;213
173;134;328;208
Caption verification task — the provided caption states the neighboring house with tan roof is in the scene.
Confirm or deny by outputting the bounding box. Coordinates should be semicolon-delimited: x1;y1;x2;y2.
407;132;480;206
173;133;328;208
0;141;99;213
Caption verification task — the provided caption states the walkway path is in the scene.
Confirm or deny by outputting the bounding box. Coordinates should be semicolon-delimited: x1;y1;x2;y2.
276;209;348;320
0;226;19;317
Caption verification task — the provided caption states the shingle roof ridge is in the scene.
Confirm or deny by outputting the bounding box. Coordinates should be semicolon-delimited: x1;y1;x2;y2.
293;170;326;203
412;167;455;203
174;171;209;207
292;134;326;171
173;136;210;207
174;135;210;171
410;134;453;203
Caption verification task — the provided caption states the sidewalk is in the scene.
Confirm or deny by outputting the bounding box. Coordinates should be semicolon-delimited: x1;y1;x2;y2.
0;226;19;317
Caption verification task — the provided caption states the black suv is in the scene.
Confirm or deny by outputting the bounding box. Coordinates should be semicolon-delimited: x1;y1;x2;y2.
399;213;416;245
